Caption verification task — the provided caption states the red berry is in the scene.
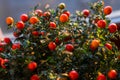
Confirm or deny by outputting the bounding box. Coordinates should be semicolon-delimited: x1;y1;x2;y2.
12;43;21;50
104;6;112;15
13;32;19;37
82;9;90;17
35;9;43;16
29;16;39;24
16;21;25;30
108;23;117;33
28;61;37;71
105;43;112;50
59;14;69;22
69;70;79;80
48;42;56;51
30;74;40;80
63;11;71;17
32;31;39;36
55;37;61;44
20;14;28;22
0;47;4;52
49;22;56;29
108;70;117;79
1;59;9;69
97;20;106;28
4;37;11;44
97;74;106;80
65;44;74;52
43;11;51;17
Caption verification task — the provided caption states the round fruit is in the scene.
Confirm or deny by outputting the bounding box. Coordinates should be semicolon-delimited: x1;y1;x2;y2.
4;37;11;44
97;74;106;80
105;43;112;50
28;61;37;71
108;23;117;33
65;44;74;52
43;11;51;17
35;9;43;16
13;32;20;37
20;14;28;22
0;47;4;52
12;43;21;50
59;14;69;22
69;70;79;80
103;6;112;15
30;74;40;80
32;31;39;36
48;42;56;51
63;11;70;17
108;70;117;79
1;59;9;69
16;21;25;30
82;9;90;17
90;39;100;51
49;22;56;29
55;37;61;44
58;3;66;9
97;20;106;28
29;16;39;24
6;17;14;25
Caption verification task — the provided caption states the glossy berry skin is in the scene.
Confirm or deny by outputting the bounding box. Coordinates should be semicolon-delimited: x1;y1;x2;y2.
82;9;90;17
48;42;56;51
49;22;56;29
97;74;106;80
58;3;66;9
13;32;20;37
108;70;117;79
69;70;79;80
30;74;40;80
59;14;69;23
105;43;112;50
108;23;117;33
1;59;9;69
28;61;37;71
97;20;106;28
32;31;39;36
6;17;14;25
63;11;71;17
20;14;28;22
35;9;43;16
29;16;39;24
12;43;21;50
90;39;100;51
65;44;74;52
103;6;112;15
16;21;25;30
4;37;11;44
43;11;51;17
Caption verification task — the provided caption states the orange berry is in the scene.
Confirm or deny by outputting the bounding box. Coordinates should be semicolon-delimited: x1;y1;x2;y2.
90;39;100;51
6;17;14;25
29;16;39;24
59;14;69;22
16;21;25;30
104;6;112;15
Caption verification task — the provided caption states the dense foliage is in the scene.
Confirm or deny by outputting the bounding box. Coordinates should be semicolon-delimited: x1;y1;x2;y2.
0;0;120;80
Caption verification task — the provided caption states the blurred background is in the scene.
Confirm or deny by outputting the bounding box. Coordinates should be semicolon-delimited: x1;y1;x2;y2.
0;0;120;37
